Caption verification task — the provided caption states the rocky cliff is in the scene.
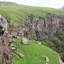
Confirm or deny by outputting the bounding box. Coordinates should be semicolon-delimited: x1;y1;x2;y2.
12;13;64;40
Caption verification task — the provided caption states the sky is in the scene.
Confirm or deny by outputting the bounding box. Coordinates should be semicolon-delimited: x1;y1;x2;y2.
0;0;64;8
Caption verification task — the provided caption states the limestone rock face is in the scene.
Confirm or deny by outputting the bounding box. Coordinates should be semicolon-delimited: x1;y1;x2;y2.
23;14;64;40
12;14;64;40
11;24;24;37
0;15;8;31
0;15;12;64
22;37;28;45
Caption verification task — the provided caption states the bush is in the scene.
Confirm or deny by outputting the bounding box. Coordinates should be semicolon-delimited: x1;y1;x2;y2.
24;31;28;37
55;29;64;41
30;14;34;22
8;23;14;33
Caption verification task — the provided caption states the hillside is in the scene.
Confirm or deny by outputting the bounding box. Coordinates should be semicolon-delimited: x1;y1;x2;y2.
0;2;64;40
12;38;59;64
0;2;64;64
0;1;18;6
0;1;64;24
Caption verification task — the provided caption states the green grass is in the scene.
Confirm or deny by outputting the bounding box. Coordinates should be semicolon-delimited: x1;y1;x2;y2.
12;38;59;64
41;36;61;45
0;2;64;24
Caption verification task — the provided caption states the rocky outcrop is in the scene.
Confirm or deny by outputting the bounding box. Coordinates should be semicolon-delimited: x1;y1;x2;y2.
0;15;12;64
12;14;64;40
14;51;24;58
11;24;24;37
22;37;28;45
23;14;64;40
0;15;8;31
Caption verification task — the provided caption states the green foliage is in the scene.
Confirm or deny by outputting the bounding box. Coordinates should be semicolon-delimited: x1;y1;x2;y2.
24;30;28;37
12;38;59;64
41;30;64;62
41;36;62;53
55;29;64;41
0;10;11;23
0;3;64;24
8;23;14;33
30;14;34;22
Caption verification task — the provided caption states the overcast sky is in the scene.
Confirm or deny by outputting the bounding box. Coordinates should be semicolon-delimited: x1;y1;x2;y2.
0;0;64;8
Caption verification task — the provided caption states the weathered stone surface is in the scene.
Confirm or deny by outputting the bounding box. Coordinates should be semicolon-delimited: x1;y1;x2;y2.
11;32;17;38
22;37;28;45
42;55;49;63
17;36;20;39
11;44;16;50
11;24;24;37
0;15;12;64
0;52;3;64
37;41;41;45
23;14;64;40
0;15;8;31
0;37;2;44
12;46;16;51
14;51;24;58
17;52;24;58
12;14;64;40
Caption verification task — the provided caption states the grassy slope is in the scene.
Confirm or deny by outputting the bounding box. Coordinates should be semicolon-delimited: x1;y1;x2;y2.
0;3;64;24
0;2;62;64
12;38;59;64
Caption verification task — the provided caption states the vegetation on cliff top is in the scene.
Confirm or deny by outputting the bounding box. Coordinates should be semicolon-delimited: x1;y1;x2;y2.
0;2;64;24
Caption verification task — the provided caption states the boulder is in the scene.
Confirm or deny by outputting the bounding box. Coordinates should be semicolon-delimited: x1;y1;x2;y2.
18;53;24;58
11;32;17;38
17;36;20;39
11;44;17;51
42;55;49;63
14;51;24;58
12;46;16;51
37;41;41;45
38;42;41;45
22;37;28;45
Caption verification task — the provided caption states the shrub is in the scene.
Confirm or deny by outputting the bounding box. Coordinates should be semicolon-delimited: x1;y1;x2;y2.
24;31;28;37
8;23;14;33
